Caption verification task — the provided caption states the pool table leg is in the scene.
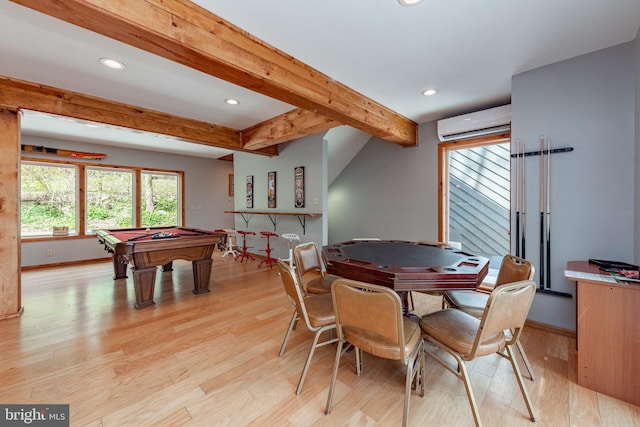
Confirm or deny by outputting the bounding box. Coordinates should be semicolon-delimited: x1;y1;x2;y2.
111;254;128;279
192;259;213;294
131;266;157;309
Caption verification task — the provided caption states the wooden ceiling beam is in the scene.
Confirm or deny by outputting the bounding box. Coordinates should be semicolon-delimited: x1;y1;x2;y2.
0;76;277;156
11;0;418;147
242;109;341;150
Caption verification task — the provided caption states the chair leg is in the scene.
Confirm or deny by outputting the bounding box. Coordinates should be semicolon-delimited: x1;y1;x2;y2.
279;310;298;357
506;344;538;422
296;326;338;395
400;341;426;427
325;340;349;415
456;357;483;427
296;330;321;394
355;347;363;376
516;340;536;381
416;340;426;397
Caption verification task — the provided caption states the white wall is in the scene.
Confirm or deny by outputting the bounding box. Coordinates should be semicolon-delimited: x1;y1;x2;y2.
512;42;635;330
233;133;326;260
21;135;233;267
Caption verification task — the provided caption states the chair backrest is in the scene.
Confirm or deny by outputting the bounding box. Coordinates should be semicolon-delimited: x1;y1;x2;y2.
331;278;408;362
495;255;534;287
293;242;326;283
277;260;313;329
470;279;536;357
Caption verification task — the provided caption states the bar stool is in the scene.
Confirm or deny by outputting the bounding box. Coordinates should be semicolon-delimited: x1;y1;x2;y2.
258;231;279;269
281;233;301;268
235;230;255;263
221;228;239;258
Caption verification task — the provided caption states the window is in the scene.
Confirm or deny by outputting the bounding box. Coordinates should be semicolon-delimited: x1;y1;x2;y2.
20;158;183;238
21;162;77;236
439;136;511;259
86;168;134;232
141;171;179;227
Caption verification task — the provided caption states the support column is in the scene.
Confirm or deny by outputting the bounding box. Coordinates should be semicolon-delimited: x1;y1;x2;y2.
0;109;23;320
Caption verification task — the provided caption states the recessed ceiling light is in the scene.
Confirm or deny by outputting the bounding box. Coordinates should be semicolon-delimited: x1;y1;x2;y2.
99;57;125;70
398;0;423;6
225;98;240;105
421;88;437;96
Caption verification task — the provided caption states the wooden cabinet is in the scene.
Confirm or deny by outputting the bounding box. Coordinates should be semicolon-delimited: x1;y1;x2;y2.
566;261;640;407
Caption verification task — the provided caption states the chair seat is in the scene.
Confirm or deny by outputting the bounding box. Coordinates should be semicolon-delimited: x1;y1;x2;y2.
306;272;340;294
344;318;422;361
444;290;489;318
303;293;336;327
420;309;505;357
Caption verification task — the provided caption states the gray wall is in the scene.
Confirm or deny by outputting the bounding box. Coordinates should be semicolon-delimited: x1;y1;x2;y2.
328;42;636;331
512;42;635;330
635;27;640;265
233;133;327;260
21;135;233;267
328;122;439;244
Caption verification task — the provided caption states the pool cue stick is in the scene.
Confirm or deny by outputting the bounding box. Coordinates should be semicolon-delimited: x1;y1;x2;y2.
546;137;552;289
521;141;526;259
539;136;545;290
515;139;520;256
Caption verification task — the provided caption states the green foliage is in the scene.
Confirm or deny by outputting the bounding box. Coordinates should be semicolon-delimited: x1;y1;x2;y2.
21;203;76;232
141;210;177;227
21;162;180;235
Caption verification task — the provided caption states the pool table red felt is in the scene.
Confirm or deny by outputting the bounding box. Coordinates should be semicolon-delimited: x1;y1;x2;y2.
96;226;223;309
323;240;490;292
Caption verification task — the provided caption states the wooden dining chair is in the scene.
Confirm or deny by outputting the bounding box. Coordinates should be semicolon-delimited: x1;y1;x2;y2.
276;260;337;395
420;279;538;427
325;278;425;427
292;241;339;295
442;254;537;381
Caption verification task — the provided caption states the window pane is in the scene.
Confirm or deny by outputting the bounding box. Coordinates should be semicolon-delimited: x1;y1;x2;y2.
86;168;133;232
447;142;510;258
141;172;179;227
21;163;77;236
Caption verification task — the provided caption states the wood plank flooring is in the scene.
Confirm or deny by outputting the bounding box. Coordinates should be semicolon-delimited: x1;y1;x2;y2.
1;252;639;426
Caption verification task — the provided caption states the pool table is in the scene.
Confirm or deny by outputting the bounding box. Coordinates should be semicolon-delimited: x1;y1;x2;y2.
323;240;490;292
96;226;223;309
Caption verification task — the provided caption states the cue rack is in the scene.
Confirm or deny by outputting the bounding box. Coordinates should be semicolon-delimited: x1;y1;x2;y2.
511;136;573;298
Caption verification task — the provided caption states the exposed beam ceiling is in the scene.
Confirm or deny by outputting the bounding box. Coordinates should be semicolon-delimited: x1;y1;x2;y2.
10;0;418;151
2;1;639;160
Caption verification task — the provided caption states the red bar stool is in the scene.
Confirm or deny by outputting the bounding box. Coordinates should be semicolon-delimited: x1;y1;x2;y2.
235;230;255;263
258;231;279;269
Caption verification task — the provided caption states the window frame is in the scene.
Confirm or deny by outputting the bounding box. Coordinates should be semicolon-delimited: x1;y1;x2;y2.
437;133;511;244
20;156;184;241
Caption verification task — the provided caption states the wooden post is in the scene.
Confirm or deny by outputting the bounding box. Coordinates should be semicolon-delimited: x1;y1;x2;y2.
0;109;23;319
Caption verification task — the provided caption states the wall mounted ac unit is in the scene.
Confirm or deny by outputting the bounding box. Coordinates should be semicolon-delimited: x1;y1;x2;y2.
437;104;511;142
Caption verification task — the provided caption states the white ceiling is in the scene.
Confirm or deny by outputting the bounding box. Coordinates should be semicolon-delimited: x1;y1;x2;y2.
3;0;640;158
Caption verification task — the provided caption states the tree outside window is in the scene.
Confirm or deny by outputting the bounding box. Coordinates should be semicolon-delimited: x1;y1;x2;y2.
20;162;77;236
141;171;179;227
86;168;134;232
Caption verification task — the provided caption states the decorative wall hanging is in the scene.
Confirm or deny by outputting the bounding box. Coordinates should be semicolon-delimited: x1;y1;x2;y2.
268;171;277;208
246;175;253;208
228;174;234;197
294;166;305;208
21;144;106;160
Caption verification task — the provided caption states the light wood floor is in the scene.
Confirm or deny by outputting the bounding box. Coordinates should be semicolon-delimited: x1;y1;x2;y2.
2;252;639;426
